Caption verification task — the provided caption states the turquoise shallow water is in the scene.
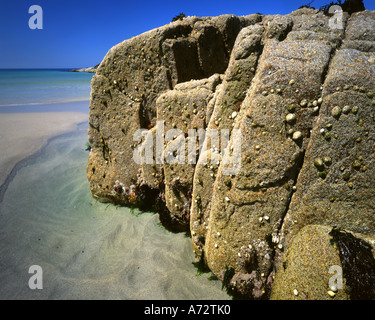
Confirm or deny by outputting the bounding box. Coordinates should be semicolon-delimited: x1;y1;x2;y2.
0;124;230;300
0;69;93;107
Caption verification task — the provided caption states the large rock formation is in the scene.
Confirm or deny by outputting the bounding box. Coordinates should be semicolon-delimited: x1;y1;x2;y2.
87;13;261;206
87;8;375;299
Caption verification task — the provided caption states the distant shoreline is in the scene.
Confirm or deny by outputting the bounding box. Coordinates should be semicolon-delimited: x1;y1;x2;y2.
0;68;97;73
69;64;99;73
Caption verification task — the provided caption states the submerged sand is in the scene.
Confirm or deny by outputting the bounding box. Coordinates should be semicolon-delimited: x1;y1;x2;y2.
0;124;230;299
0;112;88;188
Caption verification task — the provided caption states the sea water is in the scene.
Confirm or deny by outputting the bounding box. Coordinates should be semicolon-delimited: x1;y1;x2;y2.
0;69;93;108
0;70;230;300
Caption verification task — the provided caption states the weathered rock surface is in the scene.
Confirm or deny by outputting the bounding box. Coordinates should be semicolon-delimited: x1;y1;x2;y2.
205;8;340;298
157;74;222;230
87;13;261;206
87;8;375;299
190;23;264;257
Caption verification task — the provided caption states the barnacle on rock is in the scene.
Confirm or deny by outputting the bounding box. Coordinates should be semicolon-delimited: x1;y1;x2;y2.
331;106;342;118
286;113;297;124
292;131;302;141
314;157;324;171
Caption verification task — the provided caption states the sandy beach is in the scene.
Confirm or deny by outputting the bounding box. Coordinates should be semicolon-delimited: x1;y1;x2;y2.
0;111;88;188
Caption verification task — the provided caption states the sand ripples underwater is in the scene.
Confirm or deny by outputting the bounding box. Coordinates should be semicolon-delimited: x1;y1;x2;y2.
0;124;229;300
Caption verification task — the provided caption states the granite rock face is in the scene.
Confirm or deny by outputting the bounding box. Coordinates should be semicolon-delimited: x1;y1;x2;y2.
87;8;375;299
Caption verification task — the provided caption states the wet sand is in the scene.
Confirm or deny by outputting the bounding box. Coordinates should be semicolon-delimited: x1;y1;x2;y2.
0;111;88;188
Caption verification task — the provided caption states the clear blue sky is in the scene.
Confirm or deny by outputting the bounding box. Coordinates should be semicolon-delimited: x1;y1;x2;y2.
1;0;374;69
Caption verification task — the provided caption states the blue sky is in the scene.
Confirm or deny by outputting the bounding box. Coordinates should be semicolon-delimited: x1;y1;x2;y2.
1;0;374;68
